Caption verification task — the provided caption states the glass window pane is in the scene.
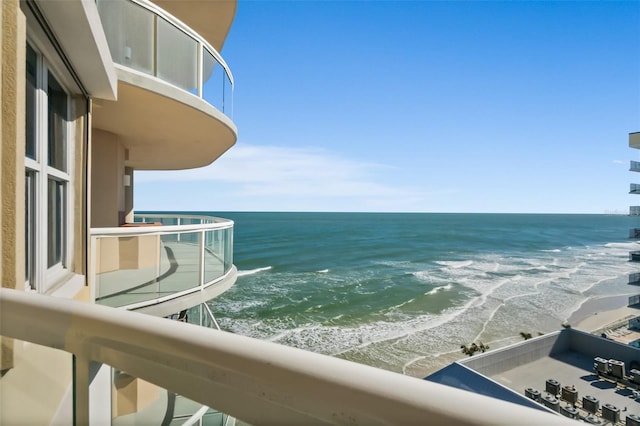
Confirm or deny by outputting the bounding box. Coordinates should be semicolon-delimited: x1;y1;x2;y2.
26;45;37;159
156;17;197;92
47;179;64;267
48;73;67;171
97;0;154;74
25;171;35;287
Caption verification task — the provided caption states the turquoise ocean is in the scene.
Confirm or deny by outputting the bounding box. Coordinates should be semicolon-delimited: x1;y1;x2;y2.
187;212;638;376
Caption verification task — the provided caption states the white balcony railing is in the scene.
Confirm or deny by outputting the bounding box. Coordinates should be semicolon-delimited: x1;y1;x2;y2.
90;214;233;310
0;288;573;425
96;0;233;117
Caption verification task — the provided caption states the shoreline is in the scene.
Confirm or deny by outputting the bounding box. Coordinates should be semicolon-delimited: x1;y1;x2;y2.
569;294;639;332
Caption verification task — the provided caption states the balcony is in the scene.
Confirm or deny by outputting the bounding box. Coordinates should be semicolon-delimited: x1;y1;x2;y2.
630;184;640;195
93;0;237;170
90;214;235;316
631;206;640;216
631;132;640;150
632;161;640;172
0;288;574;425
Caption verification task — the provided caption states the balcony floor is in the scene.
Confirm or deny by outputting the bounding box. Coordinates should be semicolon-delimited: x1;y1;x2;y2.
96;241;225;308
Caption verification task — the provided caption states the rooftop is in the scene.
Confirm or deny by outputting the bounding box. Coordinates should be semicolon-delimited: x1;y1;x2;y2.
427;328;640;423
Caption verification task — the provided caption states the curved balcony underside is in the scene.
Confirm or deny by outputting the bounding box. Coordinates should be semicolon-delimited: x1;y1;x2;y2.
151;0;237;52
92;69;237;170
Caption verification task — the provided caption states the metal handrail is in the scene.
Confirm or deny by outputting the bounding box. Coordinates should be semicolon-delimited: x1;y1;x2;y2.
90;217;233;237
0;288;573;425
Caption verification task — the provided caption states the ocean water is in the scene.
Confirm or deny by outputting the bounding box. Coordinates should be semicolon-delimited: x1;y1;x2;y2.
200;212;639;376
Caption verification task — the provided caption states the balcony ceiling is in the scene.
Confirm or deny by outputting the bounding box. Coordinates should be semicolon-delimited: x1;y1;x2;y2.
92;75;237;170
151;0;237;51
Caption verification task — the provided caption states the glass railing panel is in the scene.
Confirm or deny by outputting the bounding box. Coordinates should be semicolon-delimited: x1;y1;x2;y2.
97;0;234;118
223;68;233;117
203;48;234;116
97;0;154;74
158;231;201;294
111;367;230;426
202;411;227;426
631;161;640;172
156;16;198;93
203;49;227;114
180;216;205;225
224;227;233;273
94;235;164;307
203;228;225;284
93;215;234;308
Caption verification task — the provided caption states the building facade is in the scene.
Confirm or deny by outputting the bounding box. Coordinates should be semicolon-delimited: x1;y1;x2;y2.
1;0;238;423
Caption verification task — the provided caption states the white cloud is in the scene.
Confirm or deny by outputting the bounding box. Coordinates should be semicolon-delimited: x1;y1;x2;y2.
136;144;432;207
612;160;626;164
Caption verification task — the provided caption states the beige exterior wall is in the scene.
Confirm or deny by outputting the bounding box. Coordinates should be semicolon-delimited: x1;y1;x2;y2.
1;0;24;373
91;128;126;227
1;2;92;423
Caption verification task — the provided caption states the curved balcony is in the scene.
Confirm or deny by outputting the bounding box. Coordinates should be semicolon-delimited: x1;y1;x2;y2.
93;0;237;170
90;214;235;315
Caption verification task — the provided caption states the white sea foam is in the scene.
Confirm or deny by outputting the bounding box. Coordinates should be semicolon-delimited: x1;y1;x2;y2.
221;239;638;377
435;260;474;269
237;266;272;276
425;284;452;295
316;269;329;273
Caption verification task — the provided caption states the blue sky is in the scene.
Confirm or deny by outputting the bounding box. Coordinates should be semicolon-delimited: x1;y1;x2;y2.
136;0;640;213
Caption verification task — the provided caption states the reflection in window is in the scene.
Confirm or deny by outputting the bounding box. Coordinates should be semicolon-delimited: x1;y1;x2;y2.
48;72;67;171
26;45;37;160
25;171;35;288
47;179;64;268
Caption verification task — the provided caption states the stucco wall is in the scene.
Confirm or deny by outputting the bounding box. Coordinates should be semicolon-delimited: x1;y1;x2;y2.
0;0;24;374
91;129;125;227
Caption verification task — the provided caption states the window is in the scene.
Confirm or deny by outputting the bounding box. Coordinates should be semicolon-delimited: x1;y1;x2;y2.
24;43;73;292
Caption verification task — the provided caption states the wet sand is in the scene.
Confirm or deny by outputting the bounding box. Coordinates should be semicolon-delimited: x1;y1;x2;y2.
570;294;639;332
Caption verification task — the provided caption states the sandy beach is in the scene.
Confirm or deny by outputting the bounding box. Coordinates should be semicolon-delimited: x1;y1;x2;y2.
570;294;640;334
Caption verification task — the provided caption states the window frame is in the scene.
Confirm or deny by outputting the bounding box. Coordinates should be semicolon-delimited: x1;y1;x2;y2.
24;41;75;293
